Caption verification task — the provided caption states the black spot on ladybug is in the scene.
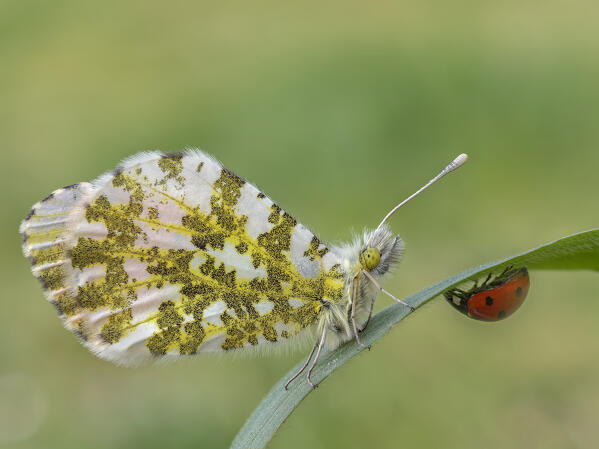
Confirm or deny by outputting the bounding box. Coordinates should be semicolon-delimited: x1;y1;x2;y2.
516;287;523;297
485;296;493;306
498;310;506;319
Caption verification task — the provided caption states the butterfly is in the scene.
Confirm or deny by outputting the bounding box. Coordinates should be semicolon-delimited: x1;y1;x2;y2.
20;150;467;388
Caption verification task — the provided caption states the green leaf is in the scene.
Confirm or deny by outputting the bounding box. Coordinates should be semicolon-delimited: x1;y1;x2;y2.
231;229;599;449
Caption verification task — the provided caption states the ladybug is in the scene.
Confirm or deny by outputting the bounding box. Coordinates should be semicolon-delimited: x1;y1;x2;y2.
444;266;530;321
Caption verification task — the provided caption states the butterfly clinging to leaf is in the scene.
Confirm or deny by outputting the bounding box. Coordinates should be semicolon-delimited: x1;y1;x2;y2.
20;150;467;388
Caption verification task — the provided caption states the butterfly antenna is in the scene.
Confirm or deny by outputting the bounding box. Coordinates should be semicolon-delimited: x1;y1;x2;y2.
370;153;468;242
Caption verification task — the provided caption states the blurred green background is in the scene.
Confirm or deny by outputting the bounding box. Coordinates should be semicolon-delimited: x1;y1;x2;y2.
1;1;598;448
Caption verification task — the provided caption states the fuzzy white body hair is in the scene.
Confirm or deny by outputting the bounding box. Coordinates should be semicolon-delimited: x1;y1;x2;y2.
319;225;404;349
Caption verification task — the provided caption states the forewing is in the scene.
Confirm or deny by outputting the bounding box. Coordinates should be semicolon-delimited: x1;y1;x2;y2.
21;150;344;365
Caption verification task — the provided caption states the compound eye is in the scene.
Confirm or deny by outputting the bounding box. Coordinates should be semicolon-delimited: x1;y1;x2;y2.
360;247;381;271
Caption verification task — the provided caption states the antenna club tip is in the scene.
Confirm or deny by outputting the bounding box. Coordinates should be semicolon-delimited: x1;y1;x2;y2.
447;153;468;172
455;153;468;166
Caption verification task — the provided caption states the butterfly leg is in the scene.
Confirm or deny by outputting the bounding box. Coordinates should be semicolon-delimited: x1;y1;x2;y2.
306;326;328;389
359;296;376;333
284;336;319;390
361;269;415;311
350;275;371;350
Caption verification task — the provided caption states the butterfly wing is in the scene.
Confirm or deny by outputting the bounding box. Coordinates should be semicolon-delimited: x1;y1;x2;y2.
21;182;94;336
21;150;344;365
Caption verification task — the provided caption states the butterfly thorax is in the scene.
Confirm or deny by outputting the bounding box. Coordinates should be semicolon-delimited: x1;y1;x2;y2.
321;226;404;348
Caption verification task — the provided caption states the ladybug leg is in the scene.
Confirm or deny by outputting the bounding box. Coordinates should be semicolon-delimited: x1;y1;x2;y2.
361;269;415;311
480;272;493;289
499;265;513;278
444;288;465;307
446;287;466;299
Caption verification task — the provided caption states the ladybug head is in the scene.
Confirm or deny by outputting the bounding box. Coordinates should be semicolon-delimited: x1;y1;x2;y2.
443;289;469;315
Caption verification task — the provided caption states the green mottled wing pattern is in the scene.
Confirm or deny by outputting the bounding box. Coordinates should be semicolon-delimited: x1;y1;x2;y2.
21;151;344;365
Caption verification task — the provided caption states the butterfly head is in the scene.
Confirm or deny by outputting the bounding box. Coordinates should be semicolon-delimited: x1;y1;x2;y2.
359;247;380;271
360;225;404;278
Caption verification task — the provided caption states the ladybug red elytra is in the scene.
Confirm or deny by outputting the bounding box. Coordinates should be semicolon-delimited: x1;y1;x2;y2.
444;266;530;321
